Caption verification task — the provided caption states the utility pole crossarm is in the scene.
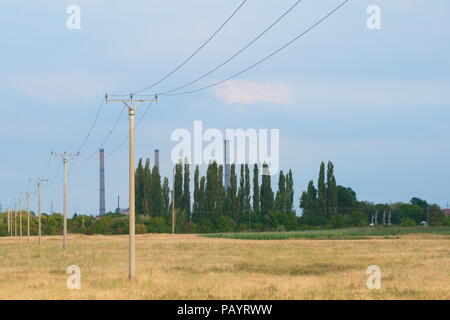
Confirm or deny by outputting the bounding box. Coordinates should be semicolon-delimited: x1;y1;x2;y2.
105;93;158;280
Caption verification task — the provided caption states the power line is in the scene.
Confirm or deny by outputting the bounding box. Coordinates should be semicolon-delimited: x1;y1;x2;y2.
42;160;63;190
114;0;248;96
151;0;305;96
161;0;350;96
40;152;52;180
105;101;155;158
77;103;127;162
75;96;107;154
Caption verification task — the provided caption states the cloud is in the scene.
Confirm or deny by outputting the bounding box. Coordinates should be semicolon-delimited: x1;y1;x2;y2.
212;80;294;106
9;71;110;102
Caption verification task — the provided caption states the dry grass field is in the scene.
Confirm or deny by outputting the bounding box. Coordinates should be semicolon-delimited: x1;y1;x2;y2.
0;233;449;300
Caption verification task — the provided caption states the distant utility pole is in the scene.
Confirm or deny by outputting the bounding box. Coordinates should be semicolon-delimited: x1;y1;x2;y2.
19;199;22;237
106;94;158;280
14;202;17;236
388;211;391;225
52;151;79;250
21;191;35;240
7;208;11;236
32;178;48;245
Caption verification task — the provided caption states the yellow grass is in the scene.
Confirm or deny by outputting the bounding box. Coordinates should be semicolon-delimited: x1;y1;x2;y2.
0;233;449;299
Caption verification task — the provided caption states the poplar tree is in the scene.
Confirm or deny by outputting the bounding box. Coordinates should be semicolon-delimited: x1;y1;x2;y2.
143;159;152;215
252;164;260;218
183;160;191;218
162;177;170;214
228;164;239;221
193;165;200;221
217;165;225;216
260;164;274;219
174;161;183;210
238;164;245;220
286;169;294;214
205;161;220;219
199;176;206;220
318;162;327;215
275;170;286;213
326;161;338;216
135;159;144;215
244;164;251;215
150;165;163;215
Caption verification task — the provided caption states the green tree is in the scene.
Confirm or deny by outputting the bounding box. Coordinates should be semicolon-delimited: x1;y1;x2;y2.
150;165;163;215
135;159;145;215
238;164;245;220
228;164;239;221
326;161;337;217
174;161;183;210
285;169;294;214
410;197;428;209
260;164;274;220
244;164;252;225
253;164;260;218
275;170;286;213
318;162;327;213
162;177;170;214
336;186;357;210
428;204;444;226
183;160;191;218
192;165;200;222
143;159;152;214
199;176;206;220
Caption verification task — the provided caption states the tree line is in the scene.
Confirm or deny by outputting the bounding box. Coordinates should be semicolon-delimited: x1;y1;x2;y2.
133;159;296;233
1;160;448;236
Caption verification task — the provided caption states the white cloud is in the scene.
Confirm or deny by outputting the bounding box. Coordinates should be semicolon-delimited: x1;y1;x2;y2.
9;71;110;102
212;80;294;106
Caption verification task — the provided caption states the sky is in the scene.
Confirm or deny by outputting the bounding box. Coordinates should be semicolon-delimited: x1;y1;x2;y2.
0;0;449;215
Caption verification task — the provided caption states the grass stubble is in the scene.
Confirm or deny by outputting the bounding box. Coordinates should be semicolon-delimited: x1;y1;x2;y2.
0;232;449;300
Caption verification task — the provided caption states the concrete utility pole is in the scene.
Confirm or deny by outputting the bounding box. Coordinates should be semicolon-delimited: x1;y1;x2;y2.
19;199;22;237
14;202;17;236
106;94;158;279
21;191;35;240
7;208;10;235
52;152;79;250
32;178;48;245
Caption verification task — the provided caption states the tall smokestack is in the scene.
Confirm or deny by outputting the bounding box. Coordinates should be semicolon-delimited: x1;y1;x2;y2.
224;140;231;190
155;149;160;168
99;149;106;216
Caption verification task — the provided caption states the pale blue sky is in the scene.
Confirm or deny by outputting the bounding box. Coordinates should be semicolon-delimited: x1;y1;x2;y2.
1;0;449;215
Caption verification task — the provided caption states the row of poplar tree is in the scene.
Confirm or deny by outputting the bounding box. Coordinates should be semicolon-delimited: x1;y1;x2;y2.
134;158;295;230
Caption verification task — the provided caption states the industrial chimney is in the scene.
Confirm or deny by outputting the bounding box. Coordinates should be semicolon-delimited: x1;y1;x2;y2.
99;149;106;216
155;149;160;168
224;140;231;190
